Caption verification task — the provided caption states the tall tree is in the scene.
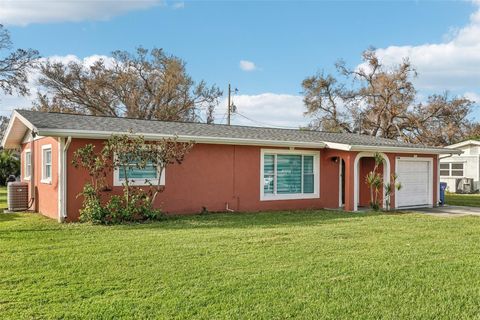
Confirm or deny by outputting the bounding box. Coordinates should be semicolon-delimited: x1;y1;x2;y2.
35;47;222;123
0;24;39;97
0;115;8;142
302;48;476;146
0;25;38;143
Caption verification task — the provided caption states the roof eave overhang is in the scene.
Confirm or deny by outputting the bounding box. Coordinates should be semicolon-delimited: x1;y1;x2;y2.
349;145;462;155
36;128;327;149
1;111;35;149
446;140;480;149
324;141;461;155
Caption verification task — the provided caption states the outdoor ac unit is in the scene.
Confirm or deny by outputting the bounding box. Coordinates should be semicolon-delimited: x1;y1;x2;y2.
7;181;29;211
455;178;474;194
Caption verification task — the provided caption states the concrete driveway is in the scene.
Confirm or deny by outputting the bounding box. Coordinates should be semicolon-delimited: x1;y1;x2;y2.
413;205;480;217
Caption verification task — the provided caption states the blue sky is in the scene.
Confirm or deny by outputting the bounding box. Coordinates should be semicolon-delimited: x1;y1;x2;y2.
1;0;479;127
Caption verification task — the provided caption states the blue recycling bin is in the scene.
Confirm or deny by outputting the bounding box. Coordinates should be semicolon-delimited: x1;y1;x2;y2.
439;182;447;205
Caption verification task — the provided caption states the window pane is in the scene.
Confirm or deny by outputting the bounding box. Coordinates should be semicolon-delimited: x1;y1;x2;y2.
263;155;275;194
26;152;31;177
303;156;314;193
451;170;463;176
119;165;157;179
303;156;313;173
45;150;51;164
440;163;449;169
440;170;450;176
45;164;51;178
277;155;302;194
264;155;274;174
452;163;463;170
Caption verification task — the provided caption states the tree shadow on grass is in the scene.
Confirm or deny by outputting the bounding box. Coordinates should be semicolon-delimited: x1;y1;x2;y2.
0;212;29;222
117;209;385;231
0;209;408;233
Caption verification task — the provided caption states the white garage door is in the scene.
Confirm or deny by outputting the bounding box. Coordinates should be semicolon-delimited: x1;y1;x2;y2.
396;159;432;208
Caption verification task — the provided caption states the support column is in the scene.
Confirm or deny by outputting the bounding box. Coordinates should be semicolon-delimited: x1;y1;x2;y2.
344;154;356;211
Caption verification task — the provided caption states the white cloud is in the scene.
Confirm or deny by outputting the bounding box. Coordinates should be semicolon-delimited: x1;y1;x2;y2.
239;60;257;72
0;0;163;26
365;3;480;92
215;93;307;128
172;2;184;9
465;91;480;102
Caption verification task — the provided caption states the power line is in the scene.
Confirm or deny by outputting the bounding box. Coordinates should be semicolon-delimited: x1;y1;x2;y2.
233;111;301;130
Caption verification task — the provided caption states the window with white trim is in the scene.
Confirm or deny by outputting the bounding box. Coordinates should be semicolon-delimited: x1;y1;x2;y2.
261;149;319;200
440;162;464;177
24;150;31;180
41;145;52;183
113;155;165;186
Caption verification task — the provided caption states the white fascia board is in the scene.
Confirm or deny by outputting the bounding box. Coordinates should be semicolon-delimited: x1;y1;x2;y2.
1;111;36;149
36;128;327;149
349;145;462;155
324;141;460;154
323;142;352;151
446;140;480;149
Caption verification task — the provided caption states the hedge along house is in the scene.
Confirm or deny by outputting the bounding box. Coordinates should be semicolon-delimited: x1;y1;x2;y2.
2;110;461;222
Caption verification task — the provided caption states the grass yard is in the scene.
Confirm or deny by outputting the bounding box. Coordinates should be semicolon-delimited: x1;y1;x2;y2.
446;193;480;207
2;191;480;318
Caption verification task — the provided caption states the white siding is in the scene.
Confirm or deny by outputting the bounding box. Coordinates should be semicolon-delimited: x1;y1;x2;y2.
440;144;480;192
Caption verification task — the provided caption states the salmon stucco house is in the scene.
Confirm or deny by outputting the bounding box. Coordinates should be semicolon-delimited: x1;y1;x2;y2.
2;110;461;222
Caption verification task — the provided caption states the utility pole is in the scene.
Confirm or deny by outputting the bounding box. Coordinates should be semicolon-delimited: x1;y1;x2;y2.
227;84;238;125
227;84;232;125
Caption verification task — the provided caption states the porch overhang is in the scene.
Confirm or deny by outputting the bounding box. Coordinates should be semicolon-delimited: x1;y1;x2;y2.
323;142;462;155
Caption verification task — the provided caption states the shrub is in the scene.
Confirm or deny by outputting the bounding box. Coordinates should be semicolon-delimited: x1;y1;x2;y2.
78;184;107;223
73;133;192;224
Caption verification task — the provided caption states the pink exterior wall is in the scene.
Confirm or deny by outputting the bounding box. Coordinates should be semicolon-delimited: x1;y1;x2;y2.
65;140;347;221
18;136;440;222
21;137;59;220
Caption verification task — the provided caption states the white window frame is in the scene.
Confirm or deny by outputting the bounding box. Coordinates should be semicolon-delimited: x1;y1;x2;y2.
260;149;320;201
439;162;464;177
113;154;166;187
24;149;31;181
41;144;52;184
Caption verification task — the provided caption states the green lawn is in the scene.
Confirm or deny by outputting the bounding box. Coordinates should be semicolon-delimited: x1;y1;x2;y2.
446;193;480;207
2;195;480;318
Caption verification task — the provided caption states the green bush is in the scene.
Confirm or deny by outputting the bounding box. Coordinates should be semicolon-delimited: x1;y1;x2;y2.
0;150;20;186
78;183;163;224
79;184;107;223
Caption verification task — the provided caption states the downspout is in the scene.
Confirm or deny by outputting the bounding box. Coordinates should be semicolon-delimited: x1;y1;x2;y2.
59;136;72;222
225;202;234;212
439;153;455;160
28;131;37;209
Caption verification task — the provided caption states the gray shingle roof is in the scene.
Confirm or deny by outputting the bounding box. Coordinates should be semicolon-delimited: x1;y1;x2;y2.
16;109;445;150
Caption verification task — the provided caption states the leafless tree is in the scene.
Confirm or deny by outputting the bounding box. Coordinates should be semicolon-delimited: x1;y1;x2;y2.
302;48;477;145
35;47;222;123
0;24;39;97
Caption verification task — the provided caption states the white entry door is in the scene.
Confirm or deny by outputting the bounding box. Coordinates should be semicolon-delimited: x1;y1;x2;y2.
396;159;432;208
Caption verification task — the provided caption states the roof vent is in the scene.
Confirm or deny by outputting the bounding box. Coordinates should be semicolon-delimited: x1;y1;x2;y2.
7;181;29;212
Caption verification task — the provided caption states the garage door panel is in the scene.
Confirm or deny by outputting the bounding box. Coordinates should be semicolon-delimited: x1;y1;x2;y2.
396;159;431;208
